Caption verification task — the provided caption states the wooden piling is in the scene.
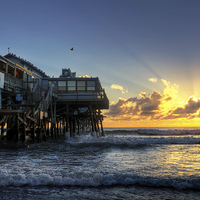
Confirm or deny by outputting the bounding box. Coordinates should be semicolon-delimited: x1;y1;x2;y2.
16;113;19;142
57;120;59;136
89;106;95;133
32;104;35;143
54;102;57;138
100;118;105;136
70;117;73;137
43;117;47;140
77;119;80;135
39;107;42;142
46;120;50;136
23;112;26;142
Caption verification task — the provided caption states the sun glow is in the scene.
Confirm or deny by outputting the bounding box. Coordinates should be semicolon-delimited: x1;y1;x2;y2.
104;79;200;128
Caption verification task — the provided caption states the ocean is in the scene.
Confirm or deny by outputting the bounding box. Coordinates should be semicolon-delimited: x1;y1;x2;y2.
1;127;200;199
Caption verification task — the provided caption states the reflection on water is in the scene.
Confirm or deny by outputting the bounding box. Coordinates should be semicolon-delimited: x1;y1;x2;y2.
103;144;200;178
1;132;200;199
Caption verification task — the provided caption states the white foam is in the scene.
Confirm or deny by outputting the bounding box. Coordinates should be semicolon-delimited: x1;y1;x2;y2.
66;134;200;146
0;172;199;190
138;128;200;135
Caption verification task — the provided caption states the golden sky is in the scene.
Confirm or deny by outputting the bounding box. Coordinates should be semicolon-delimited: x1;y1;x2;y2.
104;78;200;127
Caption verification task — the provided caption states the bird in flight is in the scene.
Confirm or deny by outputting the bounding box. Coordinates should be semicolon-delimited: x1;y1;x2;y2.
70;47;74;51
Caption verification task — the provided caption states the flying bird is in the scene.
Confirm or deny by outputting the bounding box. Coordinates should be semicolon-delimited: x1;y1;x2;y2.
70;47;74;51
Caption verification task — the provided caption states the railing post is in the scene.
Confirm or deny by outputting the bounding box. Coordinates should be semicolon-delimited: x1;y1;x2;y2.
5;63;8;73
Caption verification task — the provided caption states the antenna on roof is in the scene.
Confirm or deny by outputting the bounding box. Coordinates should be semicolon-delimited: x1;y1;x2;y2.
8;47;10;54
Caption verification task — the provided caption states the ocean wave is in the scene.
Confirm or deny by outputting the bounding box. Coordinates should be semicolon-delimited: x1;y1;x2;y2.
66;135;200;147
138;129;200;136
105;128;200;136
0;172;199;190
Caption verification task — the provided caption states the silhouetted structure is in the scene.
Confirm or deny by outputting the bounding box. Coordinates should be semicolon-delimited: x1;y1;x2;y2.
0;53;109;146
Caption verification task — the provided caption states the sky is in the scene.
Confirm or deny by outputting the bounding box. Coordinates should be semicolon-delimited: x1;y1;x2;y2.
1;0;200;127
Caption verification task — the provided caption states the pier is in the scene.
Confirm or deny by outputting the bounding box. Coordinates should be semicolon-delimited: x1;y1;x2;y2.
0;53;109;145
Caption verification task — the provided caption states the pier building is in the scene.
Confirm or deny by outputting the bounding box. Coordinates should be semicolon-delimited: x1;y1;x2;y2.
0;53;109;145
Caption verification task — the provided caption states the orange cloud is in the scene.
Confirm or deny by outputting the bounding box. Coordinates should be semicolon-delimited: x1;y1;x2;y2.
105;79;200;126
111;84;128;94
78;75;91;78
165;96;200;119
105;90;163;118
161;79;179;99
149;78;158;83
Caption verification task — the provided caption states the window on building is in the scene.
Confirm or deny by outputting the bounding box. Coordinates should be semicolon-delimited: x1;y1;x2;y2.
67;81;76;91
77;81;85;91
16;68;23;79
87;81;95;91
0;61;6;72
58;81;66;91
8;65;14;76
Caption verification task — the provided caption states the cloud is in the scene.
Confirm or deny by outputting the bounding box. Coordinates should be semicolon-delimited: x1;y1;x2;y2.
106;78;200;125
111;84;128;94
104;78;200;127
105;98;127;116
106;78;200;124
172;96;200;115
106;79;182;121
162;96;200;120
106;90;162;118
161;79;179;99
149;78;158;83
78;75;91;78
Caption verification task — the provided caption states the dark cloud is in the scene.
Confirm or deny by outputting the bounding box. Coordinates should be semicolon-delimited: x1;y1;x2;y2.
163;114;184;120
173;97;200;114
105;98;126;117
140;111;156;116
162;96;200;120
164;96;172;101
140;91;161;112
106;90;162;118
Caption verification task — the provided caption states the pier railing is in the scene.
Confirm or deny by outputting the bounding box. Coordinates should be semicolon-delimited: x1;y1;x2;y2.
57;90;109;109
3;72;58;112
57;90;106;100
4;72;27;90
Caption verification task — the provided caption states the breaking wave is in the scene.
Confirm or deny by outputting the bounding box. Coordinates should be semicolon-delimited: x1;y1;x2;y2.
105;128;200;136
66;134;200;147
0;172;199;190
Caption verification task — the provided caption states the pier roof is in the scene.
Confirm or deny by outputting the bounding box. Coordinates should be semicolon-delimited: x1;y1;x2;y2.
4;53;48;77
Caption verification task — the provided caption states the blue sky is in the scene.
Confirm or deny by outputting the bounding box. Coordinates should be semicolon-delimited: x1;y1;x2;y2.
1;0;200;126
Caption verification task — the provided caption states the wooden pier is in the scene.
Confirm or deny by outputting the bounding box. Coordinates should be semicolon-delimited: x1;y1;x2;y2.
0;53;109;146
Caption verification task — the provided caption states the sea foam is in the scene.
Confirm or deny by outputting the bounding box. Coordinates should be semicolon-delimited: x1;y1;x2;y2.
66;134;200;147
0;171;199;190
